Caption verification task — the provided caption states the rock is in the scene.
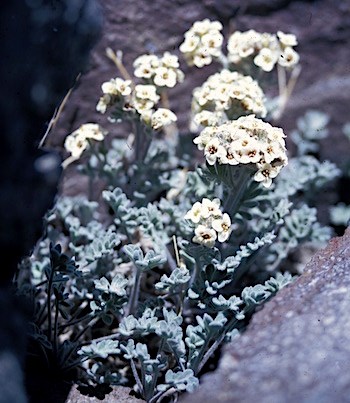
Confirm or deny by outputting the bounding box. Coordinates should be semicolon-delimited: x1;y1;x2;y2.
180;227;350;403
203;0;296;18
66;385;144;402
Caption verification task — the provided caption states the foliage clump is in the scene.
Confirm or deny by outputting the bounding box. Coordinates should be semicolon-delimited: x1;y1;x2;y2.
15;20;339;402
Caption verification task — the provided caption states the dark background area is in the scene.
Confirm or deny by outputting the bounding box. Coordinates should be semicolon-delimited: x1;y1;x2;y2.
0;1;102;402
0;0;102;285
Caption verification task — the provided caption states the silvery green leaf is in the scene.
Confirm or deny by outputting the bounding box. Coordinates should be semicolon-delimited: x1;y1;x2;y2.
119;315;138;336
135;343;150;361
155;265;191;292
225;328;240;342
215;232;275;273
185;325;206;349
123;244;144;263
136;250;166;271
124;245;166;271
330;203;350;226
94;273;128;296
274;156;340;198
90;300;102;313
94;277;110;293
212;295;243;312
110;274;128;296
119;309;158;336
264;272;294;293
84;228;121;263
241;284;271;307
187;289;199;299
161;369;199;393
121;339;136;360
78;339;120;359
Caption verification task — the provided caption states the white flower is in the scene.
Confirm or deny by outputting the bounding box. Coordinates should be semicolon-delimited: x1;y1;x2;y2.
151;108;177;130
201;198;221;218
64;124;106;159
234;139;262;164
277;31;298;47
64;133;88;159
204;138;226;165
139;108;153;124
134;53;183;87
192;19;222;35
101;77;132;96
133;99;154;114
134;54;159;68
261;143;285;164
227;30;263;63
133;54;160;79
193;126;217;150
134;84;159;103
193;51;213;68
278;46;300;68
161;52;180;68
212;213;232;242
179;34;200;53
153;67;178;88
201;31;224;57
193;225;217;248
180;20;223;67
191;70;267;122
193;110;224;128
194;115;287;186
254;48;278;72
184;201;203;223
78;123;105;141
220;146;239;165
96;94;110;114
254;162;280;188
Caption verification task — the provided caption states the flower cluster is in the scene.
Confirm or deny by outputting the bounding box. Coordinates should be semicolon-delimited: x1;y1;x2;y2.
227;29;299;72
132;84;160;115
191;69;266;130
193;115;288;187
64;123;107;159
133;52;184;88
180;19;223;68
151;108;178;130
96;77;177;131
185;198;232;247
131;85;178;130
97;77;132;114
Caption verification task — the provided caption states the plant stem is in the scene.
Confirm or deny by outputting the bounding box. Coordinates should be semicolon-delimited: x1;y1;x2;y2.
166;247;177;271
78;332;120;346
35;279;48;288
46;267;55;343
149;387;175;403
134;121;142;162
197;307;251;374
130;359;144;397
62;356;89;372
192;338;210;376
127;269;142;316
53;299;60;356
223;167;252;217
58;313;92;330
73;317;99;342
